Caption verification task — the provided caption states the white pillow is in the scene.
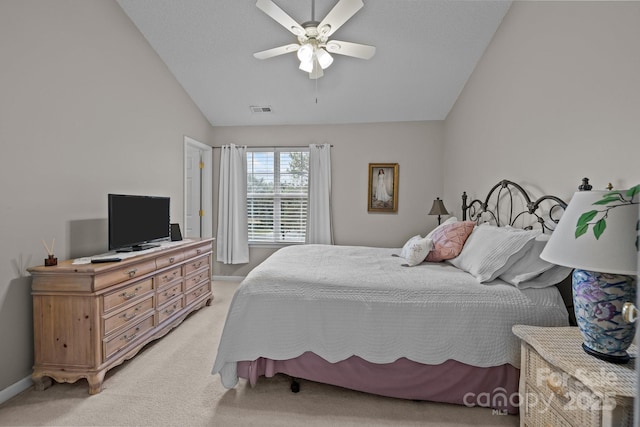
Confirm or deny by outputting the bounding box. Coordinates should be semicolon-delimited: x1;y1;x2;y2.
403;236;434;266
426;216;457;240
499;234;556;285
448;224;540;282
400;235;422;259
514;265;572;289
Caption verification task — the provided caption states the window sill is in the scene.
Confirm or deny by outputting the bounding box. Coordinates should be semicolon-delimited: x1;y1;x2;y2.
248;242;305;249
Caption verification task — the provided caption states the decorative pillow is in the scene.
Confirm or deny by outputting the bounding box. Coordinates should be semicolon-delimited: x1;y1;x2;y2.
425;221;475;262
399;235;422;260
403;236;433;267
514;265;572;289
499;234;556;285
448;224;540;282
425;216;458;240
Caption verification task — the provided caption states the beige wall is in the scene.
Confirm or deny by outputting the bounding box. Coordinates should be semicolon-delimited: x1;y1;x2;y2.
0;0;213;394
211;122;445;277
444;1;640;203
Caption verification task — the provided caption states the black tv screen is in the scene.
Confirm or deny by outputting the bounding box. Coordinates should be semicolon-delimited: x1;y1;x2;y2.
108;194;170;252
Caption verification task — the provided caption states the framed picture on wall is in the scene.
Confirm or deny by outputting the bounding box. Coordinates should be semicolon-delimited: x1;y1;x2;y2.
367;163;399;213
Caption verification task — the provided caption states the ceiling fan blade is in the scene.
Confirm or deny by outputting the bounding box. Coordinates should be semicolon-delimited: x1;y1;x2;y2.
325;40;375;59
256;0;305;37
254;43;300;60
317;0;364;39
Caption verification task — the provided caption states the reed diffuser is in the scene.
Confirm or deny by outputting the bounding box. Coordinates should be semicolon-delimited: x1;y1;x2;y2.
42;238;57;266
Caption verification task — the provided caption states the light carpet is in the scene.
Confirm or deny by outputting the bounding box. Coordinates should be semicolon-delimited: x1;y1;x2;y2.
0;281;518;426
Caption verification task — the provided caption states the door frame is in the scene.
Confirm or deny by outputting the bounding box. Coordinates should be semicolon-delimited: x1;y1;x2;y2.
183;136;212;238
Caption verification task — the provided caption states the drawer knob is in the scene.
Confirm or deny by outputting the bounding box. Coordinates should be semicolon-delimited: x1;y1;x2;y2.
122;327;140;343
169;257;175;263
125;269;138;278
165;304;179;315
162;271;178;282
546;378;566;397
120;306;140;321
120;286;141;300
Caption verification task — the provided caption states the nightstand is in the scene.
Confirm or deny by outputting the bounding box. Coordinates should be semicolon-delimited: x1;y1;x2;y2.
513;325;636;427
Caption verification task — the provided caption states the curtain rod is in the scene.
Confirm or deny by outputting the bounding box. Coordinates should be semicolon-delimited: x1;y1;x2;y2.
212;144;332;149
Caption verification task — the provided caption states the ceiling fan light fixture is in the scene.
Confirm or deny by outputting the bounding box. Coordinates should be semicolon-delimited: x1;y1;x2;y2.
253;0;375;80
299;59;314;73
296;43;314;62
316;48;333;69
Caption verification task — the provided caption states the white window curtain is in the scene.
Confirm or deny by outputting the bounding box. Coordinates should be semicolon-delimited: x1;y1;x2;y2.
306;143;333;244
216;144;249;264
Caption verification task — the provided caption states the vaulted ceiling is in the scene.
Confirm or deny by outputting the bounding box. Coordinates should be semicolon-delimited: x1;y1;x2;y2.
116;0;511;126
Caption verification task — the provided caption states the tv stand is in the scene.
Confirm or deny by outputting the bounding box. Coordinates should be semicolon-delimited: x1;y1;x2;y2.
28;238;214;394
116;243;160;253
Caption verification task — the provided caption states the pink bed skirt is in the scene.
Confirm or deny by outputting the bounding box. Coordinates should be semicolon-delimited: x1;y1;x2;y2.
237;352;520;414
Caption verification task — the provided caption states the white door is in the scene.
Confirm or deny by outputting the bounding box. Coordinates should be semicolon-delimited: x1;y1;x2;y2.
185;145;202;237
184;137;212;239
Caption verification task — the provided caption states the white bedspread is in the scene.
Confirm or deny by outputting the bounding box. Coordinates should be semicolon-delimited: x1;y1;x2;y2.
212;245;569;388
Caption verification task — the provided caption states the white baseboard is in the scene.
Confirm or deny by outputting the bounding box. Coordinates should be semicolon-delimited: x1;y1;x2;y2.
0;376;33;405
212;275;244;282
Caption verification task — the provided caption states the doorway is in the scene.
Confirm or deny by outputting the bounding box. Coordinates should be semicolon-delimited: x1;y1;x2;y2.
184;136;212;238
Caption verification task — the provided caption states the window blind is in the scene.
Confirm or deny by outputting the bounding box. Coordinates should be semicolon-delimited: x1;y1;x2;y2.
247;148;309;243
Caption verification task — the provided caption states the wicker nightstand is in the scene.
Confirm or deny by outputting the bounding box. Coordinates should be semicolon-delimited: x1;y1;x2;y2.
513;325;636;427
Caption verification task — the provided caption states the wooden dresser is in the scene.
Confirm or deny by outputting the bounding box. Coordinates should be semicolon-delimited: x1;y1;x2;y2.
513;325;636;427
28;238;214;394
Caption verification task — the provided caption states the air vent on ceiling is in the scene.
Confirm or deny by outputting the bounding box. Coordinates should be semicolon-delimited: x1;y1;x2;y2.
250;105;272;114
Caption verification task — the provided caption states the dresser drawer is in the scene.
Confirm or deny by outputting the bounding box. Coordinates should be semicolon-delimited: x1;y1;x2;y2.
158;296;184;323
103;278;154;312
185;281;210;306
103;295;155;336
183;243;211;260
157;281;183;306
524;346;603;427
156;251;184;270
103;314;154;359
185;269;209;291
155;266;182;288
184;254;210;275
94;260;156;290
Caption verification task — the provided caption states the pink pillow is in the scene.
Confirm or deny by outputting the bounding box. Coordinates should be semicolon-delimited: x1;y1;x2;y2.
425;221;475;262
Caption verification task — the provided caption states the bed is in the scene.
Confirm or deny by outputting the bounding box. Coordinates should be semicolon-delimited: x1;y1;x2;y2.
211;179;576;414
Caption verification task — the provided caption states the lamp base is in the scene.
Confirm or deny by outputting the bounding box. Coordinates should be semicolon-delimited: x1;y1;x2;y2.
581;343;630;364
572;269;636;365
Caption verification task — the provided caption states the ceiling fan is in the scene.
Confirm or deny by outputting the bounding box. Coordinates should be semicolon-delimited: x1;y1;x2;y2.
253;0;376;79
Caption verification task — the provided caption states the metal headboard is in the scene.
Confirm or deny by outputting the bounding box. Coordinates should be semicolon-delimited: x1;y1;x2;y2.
461;179;570;234
459;178;587;325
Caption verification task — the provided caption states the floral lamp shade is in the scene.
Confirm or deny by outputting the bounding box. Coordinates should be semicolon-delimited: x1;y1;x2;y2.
540;186;639;364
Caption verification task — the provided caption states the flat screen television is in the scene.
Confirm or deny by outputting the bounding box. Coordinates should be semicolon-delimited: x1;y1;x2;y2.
108;194;170;252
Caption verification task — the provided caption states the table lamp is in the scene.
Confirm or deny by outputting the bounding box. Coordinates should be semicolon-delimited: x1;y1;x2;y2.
540;184;639;363
429;197;449;225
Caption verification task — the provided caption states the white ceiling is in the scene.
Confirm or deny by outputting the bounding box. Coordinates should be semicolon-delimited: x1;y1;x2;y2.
116;0;512;127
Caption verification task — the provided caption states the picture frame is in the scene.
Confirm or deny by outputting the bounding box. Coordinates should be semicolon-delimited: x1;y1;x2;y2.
367;163;399;212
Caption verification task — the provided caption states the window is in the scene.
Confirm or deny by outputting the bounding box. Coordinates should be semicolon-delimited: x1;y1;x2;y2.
247;148;309;244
